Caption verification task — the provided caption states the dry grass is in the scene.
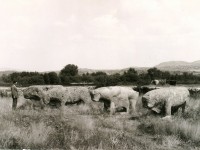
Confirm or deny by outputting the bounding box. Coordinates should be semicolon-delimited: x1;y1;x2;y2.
0;94;200;149
137;97;200;149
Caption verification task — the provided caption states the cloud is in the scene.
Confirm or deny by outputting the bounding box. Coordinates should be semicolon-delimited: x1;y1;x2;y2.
0;0;200;71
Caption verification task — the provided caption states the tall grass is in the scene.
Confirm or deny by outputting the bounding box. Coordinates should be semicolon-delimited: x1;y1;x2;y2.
0;95;200;149
138;97;200;148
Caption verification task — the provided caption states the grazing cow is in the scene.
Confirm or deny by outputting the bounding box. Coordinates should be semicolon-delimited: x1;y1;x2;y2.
151;79;166;86
151;80;159;85
142;87;189;119
23;85;92;109
90;86;139;115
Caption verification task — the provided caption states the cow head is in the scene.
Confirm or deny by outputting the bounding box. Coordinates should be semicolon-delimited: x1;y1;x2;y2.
142;94;156;109
90;90;101;102
23;87;49;104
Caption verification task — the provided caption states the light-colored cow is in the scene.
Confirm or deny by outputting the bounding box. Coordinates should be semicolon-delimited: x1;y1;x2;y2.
23;85;92;109
142;87;190;119
90;86;139;115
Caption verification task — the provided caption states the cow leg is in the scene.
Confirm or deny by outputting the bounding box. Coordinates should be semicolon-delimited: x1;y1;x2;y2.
129;99;137;115
110;102;115;115
165;101;172;116
59;101;65;120
181;101;186;114
126;102;130;114
104;100;110;112
161;101;173;120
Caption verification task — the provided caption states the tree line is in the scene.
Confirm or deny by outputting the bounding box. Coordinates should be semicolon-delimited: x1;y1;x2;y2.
1;64;200;87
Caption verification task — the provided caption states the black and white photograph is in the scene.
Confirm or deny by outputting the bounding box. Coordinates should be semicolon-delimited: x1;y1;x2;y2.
0;0;200;149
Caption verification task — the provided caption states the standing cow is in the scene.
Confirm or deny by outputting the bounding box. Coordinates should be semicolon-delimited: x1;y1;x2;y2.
23;85;93;109
90;86;139;115
142;87;190;119
151;79;166;86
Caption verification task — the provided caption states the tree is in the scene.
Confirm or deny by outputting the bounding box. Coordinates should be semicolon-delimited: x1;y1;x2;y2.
59;64;79;84
122;68;138;83
137;73;151;85
10;72;21;83
126;68;137;74
18;75;45;86
161;71;171;79
147;67;162;80
81;73;94;83
1;74;12;83
43;73;50;84
60;64;78;76
48;72;60;84
94;74;108;87
91;71;107;76
107;73;121;86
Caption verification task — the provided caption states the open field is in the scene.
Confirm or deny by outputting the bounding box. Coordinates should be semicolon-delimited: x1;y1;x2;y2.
0;86;200;149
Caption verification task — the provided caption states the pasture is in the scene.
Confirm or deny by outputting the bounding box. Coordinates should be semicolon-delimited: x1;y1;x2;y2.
0;86;200;149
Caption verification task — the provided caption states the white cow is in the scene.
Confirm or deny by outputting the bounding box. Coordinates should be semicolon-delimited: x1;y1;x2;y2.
90;86;139;115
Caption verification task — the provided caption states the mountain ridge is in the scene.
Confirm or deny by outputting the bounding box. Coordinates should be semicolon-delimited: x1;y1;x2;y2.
156;60;200;72
1;60;200;76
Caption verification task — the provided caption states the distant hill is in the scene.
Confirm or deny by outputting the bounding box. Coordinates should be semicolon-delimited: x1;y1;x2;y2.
155;60;200;74
1;60;200;77
156;61;189;68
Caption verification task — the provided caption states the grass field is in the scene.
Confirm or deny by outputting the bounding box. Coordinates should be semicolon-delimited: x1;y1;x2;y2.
0;91;200;149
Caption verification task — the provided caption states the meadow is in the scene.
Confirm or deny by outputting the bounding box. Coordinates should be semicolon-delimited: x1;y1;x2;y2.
0;87;200;149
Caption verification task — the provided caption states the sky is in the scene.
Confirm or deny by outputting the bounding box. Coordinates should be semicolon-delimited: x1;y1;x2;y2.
0;0;200;71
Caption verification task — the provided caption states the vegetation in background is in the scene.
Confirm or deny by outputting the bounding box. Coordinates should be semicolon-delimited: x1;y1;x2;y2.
1;64;200;86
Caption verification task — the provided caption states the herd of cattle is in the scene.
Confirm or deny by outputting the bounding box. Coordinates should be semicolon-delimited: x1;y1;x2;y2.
0;85;200;118
21;85;191;119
